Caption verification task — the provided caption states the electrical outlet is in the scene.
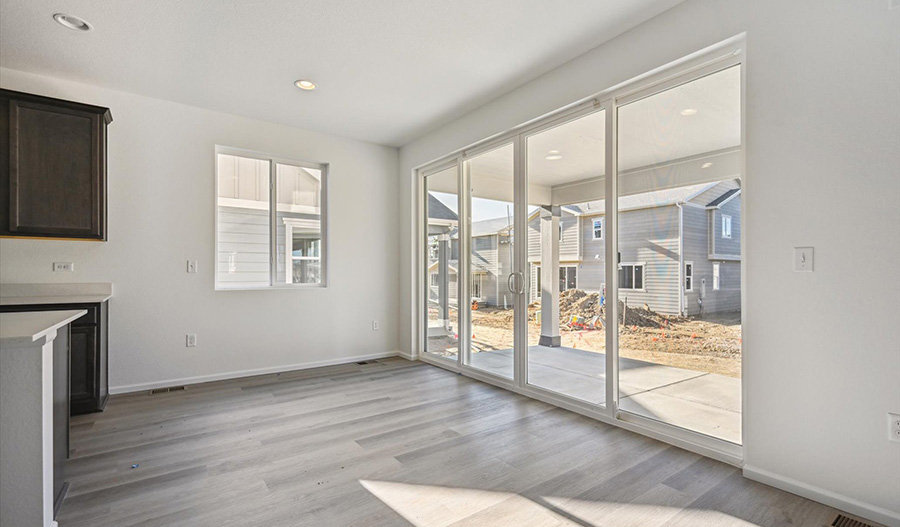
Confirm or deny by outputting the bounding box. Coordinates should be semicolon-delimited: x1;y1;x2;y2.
372;320;379;331
793;247;813;272
187;260;198;273
889;412;900;443
186;334;197;347
53;262;74;272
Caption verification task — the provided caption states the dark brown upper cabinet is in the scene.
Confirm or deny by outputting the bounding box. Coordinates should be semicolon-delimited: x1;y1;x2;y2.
0;89;112;240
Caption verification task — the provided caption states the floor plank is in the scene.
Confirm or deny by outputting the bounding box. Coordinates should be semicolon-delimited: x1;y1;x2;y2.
58;358;835;527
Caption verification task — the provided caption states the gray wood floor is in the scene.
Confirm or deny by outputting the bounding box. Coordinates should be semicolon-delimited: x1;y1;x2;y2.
58;358;838;527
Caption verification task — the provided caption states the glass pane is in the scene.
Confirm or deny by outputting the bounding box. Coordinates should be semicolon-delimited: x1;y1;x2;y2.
525;109;607;405
425;166;459;359
276;163;323;285
617;65;742;444
465;143;515;379
216;153;271;288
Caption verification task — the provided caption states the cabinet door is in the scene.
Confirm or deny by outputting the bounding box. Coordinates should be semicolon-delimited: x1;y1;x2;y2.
7;99;103;238
70;325;98;405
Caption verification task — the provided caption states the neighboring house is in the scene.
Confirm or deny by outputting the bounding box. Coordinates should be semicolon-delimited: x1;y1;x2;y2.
427;179;740;316
526;179;741;315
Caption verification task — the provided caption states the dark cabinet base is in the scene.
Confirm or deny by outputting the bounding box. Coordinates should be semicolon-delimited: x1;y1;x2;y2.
0;301;109;416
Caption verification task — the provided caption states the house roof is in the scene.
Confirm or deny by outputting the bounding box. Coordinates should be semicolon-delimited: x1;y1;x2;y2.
471;217;513;237
706;188;741;208
428;193;458;222
565;182;717;215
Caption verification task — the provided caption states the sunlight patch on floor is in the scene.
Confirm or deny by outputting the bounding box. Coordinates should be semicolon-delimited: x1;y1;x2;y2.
360;480;761;527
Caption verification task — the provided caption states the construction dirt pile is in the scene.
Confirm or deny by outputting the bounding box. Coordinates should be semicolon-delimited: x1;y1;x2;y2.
554;289;681;328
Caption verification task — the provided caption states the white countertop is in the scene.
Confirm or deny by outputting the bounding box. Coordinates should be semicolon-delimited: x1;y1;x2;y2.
0;310;88;347
0;283;112;306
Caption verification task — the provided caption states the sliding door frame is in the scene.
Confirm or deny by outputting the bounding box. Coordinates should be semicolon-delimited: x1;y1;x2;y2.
415;35;746;466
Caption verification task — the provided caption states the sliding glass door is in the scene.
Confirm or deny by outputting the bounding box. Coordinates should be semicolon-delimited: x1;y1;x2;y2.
419;44;743;451
524;108;608;405
615;65;742;444
463;142;517;380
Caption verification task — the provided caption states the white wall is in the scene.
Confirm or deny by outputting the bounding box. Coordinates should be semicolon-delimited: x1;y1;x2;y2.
0;67;401;392
399;0;900;524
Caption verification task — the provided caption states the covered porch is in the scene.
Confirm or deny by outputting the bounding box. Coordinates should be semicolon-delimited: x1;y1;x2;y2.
468;345;741;445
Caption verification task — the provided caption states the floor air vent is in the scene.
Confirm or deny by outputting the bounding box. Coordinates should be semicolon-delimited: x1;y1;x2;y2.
831;513;878;527
149;386;186;395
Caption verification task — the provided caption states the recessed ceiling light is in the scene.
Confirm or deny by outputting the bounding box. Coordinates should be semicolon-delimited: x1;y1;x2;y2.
294;80;317;91
701;162;714;169
680;108;698;116
545;150;562;161
53;13;92;31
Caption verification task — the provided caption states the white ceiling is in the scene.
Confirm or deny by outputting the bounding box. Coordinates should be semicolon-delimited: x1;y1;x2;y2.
0;0;682;147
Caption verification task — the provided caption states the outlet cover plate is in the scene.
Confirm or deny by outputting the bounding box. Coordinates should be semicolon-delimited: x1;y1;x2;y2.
889;412;900;443
186;334;197;347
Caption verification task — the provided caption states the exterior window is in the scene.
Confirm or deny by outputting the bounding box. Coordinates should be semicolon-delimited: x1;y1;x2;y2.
713;262;721;290
535;265;542;299
722;214;732;239
619;263;644;290
592;218;603;240
430;273;439;287
559;224;564;242
473;236;492;251
216;149;327;289
472;275;483;299
685;262;693;291
558;266;577;291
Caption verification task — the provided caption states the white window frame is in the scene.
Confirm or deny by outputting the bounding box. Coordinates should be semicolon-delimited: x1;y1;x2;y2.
721;214;732;239
619;262;646;291
713;262;721;290
592;218;603;240
534;264;542;299
559;265;578;291
684;261;694;292
214;146;328;290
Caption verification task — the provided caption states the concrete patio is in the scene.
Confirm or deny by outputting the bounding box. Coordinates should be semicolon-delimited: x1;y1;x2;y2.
468;345;741;444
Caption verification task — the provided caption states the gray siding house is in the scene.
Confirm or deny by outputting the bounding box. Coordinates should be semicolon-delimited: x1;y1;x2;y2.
427;179;741;316
526;179;741;316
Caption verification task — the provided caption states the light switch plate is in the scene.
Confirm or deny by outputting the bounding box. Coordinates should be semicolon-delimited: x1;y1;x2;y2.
793;247;813;272
53;262;74;272
187;260;198;273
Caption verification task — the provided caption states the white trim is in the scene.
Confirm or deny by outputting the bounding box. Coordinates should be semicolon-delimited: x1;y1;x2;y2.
709;253;740;261
109;351;400;394
712;262;721;290
743;465;900;527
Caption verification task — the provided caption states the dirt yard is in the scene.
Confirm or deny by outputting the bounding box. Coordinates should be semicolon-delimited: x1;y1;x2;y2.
429;289;742;378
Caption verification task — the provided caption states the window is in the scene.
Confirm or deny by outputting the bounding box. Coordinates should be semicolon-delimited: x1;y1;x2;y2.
216;148;327;289
473;236;492;251
559;224;564;242
619;263;644;290
713;262;721;290
534;265;542;299
430;273;439;287
592;218;603;240
722;214;732;239
472;275;483;299
685;262;693;291
559;265;577;291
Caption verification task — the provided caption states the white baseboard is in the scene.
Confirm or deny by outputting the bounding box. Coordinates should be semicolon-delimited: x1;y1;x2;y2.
743;465;900;527
397;349;418;361
109;351;400;395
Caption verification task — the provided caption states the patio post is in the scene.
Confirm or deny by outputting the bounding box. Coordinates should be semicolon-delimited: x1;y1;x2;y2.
539;205;561;347
438;233;451;331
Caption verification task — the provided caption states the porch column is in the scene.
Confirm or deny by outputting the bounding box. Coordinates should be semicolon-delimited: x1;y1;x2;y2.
438;233;451;331
539;205;561;347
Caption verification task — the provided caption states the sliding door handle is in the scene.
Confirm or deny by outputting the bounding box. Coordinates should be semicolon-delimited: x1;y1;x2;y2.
516;271;526;295
507;273;516;293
